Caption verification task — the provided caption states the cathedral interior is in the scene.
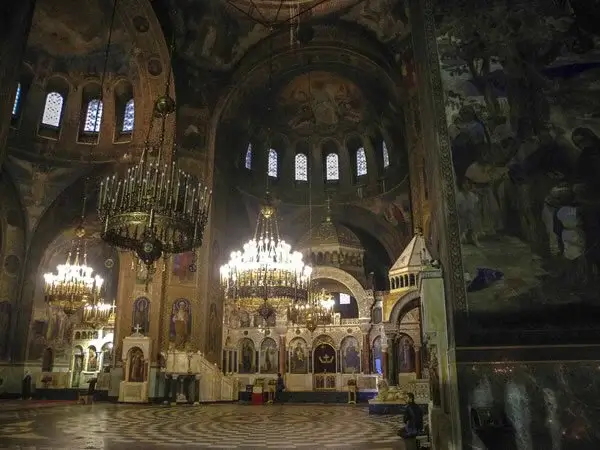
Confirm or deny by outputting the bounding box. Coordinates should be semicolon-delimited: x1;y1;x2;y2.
1;0;600;449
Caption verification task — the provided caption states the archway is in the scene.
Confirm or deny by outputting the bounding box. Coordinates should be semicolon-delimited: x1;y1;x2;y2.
311;266;370;317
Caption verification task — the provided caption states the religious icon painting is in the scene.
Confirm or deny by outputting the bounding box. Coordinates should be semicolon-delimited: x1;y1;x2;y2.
260;338;278;374
341;336;360;374
289;338;308;374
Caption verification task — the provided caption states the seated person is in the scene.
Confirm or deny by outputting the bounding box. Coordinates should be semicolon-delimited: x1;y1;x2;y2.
399;393;424;439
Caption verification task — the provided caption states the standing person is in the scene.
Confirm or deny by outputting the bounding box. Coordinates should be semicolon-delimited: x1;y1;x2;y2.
276;373;285;402
400;393;423;438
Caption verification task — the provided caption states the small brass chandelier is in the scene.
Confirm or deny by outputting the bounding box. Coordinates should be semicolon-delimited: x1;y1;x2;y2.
83;299;115;329
43;205;104;316
289;285;335;332
97;43;211;272
220;195;312;320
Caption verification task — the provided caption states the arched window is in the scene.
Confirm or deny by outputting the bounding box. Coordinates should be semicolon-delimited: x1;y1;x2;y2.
12;83;21;117
245;143;252;169
41;92;64;127
83;99;103;132
383;141;390;168
268;148;278;178
356;147;367;176
122;99;134;132
295;153;308;181
325;153;339;181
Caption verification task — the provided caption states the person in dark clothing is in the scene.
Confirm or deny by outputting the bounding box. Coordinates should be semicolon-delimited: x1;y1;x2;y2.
400;393;424;438
276;373;285;402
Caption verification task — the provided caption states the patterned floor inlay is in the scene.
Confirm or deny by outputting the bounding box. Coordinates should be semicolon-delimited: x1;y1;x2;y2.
0;403;405;449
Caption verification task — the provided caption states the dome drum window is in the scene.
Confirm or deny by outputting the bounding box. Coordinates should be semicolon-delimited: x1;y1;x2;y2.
38;79;68;140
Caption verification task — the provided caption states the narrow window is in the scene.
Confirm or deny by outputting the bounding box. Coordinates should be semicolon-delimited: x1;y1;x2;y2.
245;143;252;169
12;83;21;117
83;99;103;133
356;147;367;176
295;153;308;181
41;92;64;127
325;153;339;181
268;148;278;178
122;99;134;132
383;141;390;168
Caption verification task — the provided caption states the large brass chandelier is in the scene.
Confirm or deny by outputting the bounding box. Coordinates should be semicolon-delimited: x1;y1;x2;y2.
289;286;335;332
220;197;312;320
97;49;211;272
43;226;104;316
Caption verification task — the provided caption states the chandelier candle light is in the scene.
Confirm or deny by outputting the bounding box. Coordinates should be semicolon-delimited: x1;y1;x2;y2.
97;93;211;271
43;227;104;315
220;199;312;319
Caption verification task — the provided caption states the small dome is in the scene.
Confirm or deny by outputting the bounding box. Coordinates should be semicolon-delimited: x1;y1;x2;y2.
297;219;362;251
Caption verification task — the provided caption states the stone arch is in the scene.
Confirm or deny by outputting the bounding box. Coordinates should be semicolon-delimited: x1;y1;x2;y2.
311;266;370;318
388;290;420;325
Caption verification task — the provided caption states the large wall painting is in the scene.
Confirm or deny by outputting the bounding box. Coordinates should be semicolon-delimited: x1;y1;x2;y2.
437;4;600;329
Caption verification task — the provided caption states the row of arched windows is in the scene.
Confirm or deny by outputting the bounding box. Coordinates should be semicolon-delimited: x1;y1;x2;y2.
245;142;390;180
11;81;135;139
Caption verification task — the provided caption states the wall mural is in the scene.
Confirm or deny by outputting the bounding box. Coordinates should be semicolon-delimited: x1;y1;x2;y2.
172;251;196;284
437;4;600;323
276;72;365;136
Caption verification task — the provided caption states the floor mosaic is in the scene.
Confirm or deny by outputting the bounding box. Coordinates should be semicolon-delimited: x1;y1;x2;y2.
0;402;405;449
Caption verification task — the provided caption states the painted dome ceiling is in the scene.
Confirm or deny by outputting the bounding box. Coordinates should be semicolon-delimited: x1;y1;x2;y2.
223;0;361;23
28;0;130;57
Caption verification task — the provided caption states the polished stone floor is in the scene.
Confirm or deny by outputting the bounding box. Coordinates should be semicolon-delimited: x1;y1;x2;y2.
0;401;405;449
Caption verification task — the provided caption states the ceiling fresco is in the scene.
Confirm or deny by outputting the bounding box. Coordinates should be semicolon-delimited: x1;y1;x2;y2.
275;71;366;136
29;0;130;56
167;0;410;72
223;0;361;23
26;0;133;71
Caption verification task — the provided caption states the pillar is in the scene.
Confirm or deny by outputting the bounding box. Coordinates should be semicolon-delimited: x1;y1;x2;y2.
0;0;37;168
414;345;422;379
381;345;388;381
361;332;370;374
278;335;286;374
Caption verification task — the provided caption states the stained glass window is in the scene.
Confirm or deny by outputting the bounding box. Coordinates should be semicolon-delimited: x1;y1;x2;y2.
41;92;64;127
12;83;21;116
245;143;252;169
268;148;278;178
122;99;134;132
84;99;103;132
356;147;367;176
383;141;390;168
295;153;308;181
325;153;339;181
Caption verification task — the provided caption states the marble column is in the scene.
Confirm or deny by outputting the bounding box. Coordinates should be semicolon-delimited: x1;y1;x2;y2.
414;345;422;379
361;332;370;374
381;344;388;381
0;0;37;168
279;335;286;374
